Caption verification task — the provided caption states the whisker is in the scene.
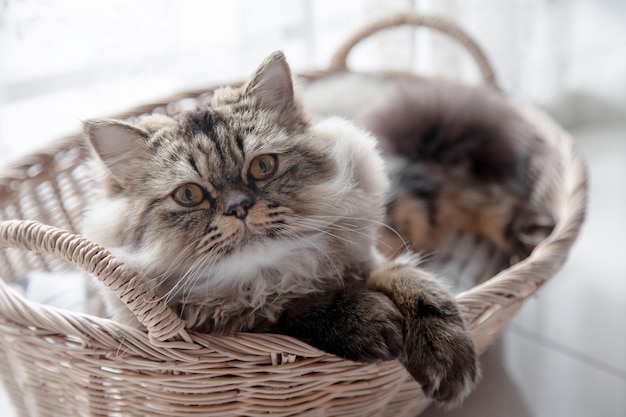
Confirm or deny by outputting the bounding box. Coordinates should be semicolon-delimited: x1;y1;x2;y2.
287;213;408;253
278;225;344;281
288;217;395;252
289;220;361;248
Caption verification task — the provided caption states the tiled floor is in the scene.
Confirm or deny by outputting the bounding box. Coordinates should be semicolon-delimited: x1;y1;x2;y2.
1;123;624;416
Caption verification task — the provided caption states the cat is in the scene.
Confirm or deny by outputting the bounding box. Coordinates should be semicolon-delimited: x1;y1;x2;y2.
82;51;478;406
302;72;555;259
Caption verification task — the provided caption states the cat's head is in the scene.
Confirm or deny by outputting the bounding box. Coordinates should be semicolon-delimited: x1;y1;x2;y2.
84;51;388;299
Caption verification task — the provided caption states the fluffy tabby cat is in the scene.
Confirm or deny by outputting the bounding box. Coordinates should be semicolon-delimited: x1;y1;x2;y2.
83;51;478;406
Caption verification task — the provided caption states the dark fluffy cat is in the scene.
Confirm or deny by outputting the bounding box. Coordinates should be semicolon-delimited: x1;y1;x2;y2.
302;72;554;258
83;52;478;406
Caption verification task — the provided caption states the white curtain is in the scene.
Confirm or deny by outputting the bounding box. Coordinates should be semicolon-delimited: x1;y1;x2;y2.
419;0;626;127
1;0;623;165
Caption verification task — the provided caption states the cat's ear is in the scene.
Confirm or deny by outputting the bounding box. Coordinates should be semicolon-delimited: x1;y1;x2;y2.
244;51;296;114
85;119;149;182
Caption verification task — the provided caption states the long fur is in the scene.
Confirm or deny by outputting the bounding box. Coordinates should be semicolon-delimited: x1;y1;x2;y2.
83;53;389;333
303;72;554;256
82;53;480;407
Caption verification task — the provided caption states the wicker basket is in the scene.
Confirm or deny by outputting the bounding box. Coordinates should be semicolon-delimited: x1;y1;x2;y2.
0;13;587;417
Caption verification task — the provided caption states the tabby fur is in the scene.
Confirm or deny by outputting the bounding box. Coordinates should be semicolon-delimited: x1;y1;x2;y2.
84;52;478;406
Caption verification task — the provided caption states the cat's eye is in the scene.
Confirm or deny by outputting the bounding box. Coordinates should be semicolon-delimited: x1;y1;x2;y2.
249;154;278;180
172;183;206;207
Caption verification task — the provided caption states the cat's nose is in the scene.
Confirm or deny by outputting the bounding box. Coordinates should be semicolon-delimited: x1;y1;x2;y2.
223;190;254;220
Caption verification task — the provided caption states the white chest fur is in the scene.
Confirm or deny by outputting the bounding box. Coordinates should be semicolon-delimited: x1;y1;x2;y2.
193;233;332;299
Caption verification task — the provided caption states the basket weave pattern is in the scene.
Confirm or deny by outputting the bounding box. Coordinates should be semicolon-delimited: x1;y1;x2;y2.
0;13;587;417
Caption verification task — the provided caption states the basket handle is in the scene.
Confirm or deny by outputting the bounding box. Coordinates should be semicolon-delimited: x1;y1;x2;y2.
0;220;196;348
329;12;500;90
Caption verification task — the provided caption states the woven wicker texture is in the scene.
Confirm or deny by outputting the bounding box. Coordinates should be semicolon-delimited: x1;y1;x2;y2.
0;12;587;417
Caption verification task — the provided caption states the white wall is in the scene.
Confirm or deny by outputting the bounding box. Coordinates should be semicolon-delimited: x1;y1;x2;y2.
1;0;623;165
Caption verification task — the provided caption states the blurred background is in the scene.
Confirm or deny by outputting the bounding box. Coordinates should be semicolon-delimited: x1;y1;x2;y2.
1;0;624;162
1;1;625;416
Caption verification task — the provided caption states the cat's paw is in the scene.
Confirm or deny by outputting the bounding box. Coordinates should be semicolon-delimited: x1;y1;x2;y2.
403;311;478;407
368;263;480;407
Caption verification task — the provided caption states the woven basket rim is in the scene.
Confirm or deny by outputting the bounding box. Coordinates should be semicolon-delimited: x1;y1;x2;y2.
0;13;589;417
0;95;588;352
0;10;588;359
